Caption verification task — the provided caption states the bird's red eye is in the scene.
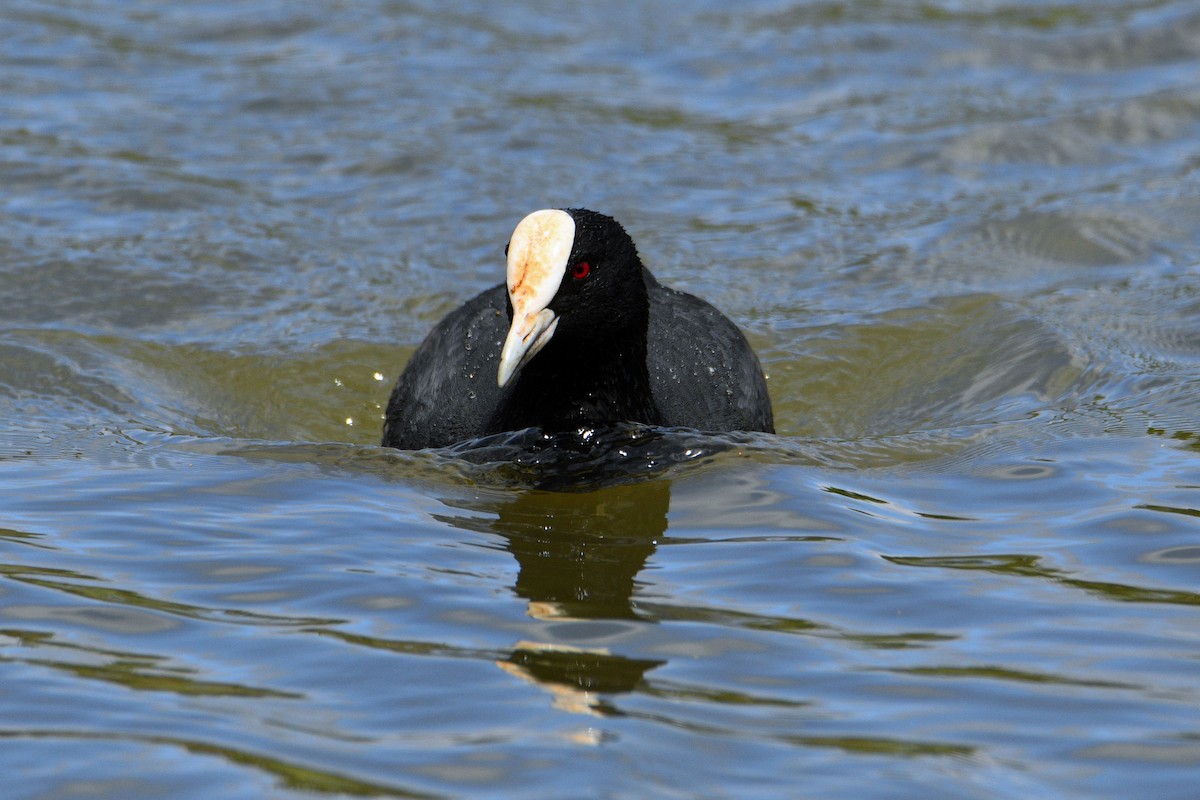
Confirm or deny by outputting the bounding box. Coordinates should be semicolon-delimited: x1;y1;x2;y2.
572;261;591;280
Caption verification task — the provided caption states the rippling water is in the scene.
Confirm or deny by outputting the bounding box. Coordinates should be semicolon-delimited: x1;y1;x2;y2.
2;1;1199;797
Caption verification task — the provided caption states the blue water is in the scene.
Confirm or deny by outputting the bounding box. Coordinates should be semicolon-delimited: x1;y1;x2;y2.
2;2;1199;798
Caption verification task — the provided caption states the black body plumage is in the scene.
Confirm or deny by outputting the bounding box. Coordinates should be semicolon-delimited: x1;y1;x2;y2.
381;209;773;450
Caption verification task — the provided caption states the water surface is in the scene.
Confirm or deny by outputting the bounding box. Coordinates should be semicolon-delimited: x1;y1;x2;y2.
2;1;1199;797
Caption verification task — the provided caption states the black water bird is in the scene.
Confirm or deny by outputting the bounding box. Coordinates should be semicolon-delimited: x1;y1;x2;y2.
381;208;773;450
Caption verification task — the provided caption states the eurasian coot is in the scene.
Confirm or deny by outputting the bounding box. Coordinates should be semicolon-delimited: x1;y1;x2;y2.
381;208;773;450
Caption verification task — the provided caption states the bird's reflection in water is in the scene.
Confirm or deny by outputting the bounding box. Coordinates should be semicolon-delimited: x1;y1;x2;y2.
495;479;670;621
436;477;672;717
497;642;665;719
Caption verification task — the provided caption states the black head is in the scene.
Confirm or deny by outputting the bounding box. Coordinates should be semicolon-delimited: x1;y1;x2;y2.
541;208;648;339
497;208;651;389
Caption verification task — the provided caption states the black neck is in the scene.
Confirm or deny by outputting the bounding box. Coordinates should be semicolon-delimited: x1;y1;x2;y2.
494;331;662;433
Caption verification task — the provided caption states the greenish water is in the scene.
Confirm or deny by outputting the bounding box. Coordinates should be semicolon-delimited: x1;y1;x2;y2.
2;1;1199;797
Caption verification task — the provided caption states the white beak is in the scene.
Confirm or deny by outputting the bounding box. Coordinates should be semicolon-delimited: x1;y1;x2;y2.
496;209;575;388
497;307;559;388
